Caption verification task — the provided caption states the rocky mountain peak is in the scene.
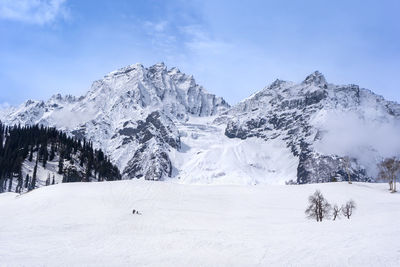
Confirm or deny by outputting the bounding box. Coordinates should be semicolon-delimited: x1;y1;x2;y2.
49;94;79;104
302;71;327;87
269;79;288;89
150;62;167;70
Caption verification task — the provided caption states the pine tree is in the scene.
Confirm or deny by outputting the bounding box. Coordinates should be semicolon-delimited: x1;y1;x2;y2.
28;145;33;162
49;143;56;161
30;159;38;191
0;122;3;153
24;174;29;188
16;170;23;193
46;173;51;186
8;175;13;192
58;155;64;174
85;155;93;182
42;143;48;168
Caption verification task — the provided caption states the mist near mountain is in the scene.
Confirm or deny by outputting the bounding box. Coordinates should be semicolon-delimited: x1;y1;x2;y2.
314;110;400;176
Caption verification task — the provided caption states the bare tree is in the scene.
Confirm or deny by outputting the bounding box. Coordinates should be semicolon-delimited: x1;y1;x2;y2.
343;156;352;184
332;204;341;220
305;190;331;222
341;200;356;219
378;157;400;193
378;168;392;191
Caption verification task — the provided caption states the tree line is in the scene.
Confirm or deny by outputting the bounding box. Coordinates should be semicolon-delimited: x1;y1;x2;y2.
0;123;121;193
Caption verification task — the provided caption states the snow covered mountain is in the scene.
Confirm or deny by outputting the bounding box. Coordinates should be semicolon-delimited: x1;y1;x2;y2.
218;71;400;183
1;65;399;185
0;63;229;181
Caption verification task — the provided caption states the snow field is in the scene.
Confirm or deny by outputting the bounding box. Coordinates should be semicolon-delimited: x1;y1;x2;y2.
0;180;399;266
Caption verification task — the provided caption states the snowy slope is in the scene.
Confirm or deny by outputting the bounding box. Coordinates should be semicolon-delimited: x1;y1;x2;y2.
171;117;298;185
0;180;399;266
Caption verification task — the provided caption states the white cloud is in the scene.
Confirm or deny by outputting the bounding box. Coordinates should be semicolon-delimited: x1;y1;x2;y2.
0;0;68;25
313;110;400;176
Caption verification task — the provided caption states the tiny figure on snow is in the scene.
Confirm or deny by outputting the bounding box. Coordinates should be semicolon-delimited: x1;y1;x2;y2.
132;209;142;215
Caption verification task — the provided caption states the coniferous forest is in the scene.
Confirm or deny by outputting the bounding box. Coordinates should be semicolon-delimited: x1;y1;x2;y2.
0;122;121;193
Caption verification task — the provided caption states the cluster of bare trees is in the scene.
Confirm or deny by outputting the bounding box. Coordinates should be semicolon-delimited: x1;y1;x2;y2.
378;157;400;193
305;190;356;222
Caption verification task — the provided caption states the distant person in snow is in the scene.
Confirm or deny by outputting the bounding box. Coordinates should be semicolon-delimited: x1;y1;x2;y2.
132;209;142;215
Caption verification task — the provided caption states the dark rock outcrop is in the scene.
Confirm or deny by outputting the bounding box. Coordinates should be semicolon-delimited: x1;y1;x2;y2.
122;111;180;180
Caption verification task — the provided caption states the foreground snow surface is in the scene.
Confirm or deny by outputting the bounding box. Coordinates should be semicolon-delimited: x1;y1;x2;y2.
1;181;399;266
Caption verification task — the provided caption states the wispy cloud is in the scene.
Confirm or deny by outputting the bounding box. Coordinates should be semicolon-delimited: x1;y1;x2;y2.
180;25;232;54
141;19;232;58
142;20;177;53
144;20;168;33
0;0;68;25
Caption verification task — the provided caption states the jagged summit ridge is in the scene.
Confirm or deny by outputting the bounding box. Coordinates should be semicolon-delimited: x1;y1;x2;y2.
302;71;327;87
1;63;230;126
85;62;229;120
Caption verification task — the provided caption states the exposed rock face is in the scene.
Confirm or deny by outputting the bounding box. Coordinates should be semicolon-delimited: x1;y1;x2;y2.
122;111;180;180
123;139;172;181
296;146;369;184
220;71;400;183
302;71;328;88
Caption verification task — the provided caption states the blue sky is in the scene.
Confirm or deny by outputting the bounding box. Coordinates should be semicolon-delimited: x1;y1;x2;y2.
0;0;399;106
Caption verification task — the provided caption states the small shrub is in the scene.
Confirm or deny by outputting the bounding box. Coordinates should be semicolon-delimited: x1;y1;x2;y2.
332;204;341;220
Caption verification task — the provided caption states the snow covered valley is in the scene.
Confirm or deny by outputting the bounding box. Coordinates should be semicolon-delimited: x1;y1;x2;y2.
1;180;399;266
